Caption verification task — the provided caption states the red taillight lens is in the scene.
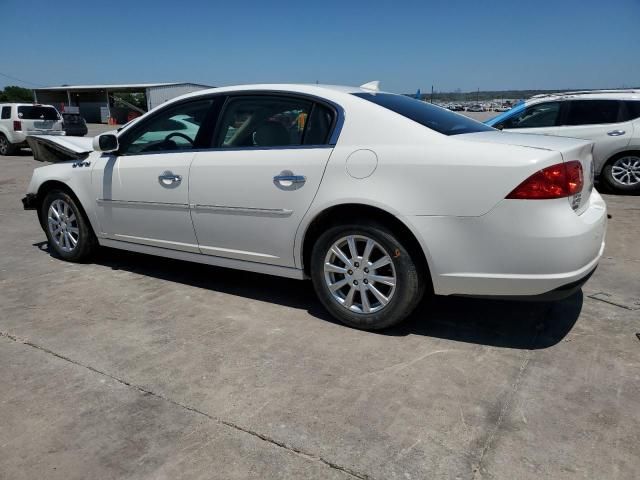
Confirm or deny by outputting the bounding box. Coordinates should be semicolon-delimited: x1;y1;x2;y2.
506;161;583;199
13;120;21;131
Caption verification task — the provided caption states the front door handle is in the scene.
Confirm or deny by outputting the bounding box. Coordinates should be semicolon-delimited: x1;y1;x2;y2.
607;130;626;136
273;171;306;190
158;171;182;187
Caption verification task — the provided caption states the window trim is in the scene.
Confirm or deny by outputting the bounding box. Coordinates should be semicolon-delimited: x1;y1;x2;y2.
116;91;345;157
211;91;342;149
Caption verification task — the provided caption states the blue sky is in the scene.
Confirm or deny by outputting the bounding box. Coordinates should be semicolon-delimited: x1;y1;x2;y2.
1;0;638;93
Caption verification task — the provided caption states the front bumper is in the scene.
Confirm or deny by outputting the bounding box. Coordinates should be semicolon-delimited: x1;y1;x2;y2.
408;190;607;298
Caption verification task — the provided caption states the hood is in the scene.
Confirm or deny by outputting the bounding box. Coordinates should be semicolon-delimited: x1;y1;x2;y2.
26;135;93;162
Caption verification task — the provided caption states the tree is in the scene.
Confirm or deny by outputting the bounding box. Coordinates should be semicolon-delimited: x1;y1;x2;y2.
0;86;34;102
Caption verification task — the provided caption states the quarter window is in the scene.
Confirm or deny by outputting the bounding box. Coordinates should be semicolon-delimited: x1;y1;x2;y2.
564;100;621;126
216;96;315;148
119;99;215;155
1;106;10;119
501;102;561;129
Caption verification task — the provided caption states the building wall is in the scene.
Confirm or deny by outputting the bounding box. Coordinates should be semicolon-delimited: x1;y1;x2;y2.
147;84;210;110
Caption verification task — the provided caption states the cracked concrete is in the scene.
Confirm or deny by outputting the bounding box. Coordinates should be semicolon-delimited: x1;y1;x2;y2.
0;137;639;479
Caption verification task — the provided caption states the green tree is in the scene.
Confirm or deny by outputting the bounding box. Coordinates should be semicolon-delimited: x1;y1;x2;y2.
0;85;34;102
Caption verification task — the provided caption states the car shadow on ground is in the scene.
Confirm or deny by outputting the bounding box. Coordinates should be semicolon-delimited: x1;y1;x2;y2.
34;242;582;350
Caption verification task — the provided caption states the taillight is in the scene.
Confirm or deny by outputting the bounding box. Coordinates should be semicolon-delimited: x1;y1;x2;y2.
13;120;21;131
506;161;583;199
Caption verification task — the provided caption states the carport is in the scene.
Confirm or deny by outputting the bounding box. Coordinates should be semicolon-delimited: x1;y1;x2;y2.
33;82;212;124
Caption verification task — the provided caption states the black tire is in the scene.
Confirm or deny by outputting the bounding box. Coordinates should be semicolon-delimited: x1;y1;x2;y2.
41;189;97;262
601;152;640;194
0;133;18;156
310;222;425;330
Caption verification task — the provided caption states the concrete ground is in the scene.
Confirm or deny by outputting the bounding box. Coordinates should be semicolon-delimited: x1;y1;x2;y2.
0;130;639;480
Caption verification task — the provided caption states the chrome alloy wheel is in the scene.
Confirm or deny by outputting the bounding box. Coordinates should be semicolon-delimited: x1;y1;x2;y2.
611;156;640;186
323;235;397;314
47;199;80;252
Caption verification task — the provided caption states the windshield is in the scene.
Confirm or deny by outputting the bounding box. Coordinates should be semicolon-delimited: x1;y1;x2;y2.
18;106;59;120
352;92;493;136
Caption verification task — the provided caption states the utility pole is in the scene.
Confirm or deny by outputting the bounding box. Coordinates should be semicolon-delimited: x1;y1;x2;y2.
476;87;479;103
430;85;434;104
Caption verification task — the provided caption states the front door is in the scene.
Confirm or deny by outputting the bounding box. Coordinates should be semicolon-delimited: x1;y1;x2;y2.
189;95;337;267
93;98;216;252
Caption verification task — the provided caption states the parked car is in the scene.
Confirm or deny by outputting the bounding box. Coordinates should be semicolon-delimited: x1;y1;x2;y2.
467;104;484;112
61;113;88;137
22;83;606;330
485;90;640;192
494;104;510;112
0;103;64;155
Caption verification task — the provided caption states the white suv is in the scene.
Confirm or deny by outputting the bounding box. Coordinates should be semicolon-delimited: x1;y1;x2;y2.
0;103;64;155
486;90;640;193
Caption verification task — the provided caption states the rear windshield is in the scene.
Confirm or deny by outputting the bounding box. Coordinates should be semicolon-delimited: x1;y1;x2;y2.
353;92;494;135
17;106;59;120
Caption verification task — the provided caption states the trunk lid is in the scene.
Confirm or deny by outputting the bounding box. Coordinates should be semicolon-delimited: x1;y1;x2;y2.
458;131;594;214
18;105;63;134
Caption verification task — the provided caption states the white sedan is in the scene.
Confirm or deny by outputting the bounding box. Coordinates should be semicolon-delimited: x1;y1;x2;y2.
23;82;607;330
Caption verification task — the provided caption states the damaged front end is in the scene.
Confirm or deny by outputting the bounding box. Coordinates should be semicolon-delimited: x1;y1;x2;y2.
26;135;93;163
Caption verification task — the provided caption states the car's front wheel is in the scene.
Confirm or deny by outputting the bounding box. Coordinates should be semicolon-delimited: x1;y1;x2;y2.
602;153;640;193
310;223;425;330
41;189;97;262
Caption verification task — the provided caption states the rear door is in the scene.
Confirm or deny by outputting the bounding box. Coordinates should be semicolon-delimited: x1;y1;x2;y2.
499;101;563;135
189;94;337;267
555;100;632;168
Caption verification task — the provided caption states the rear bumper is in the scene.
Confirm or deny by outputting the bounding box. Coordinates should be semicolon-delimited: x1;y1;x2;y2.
409;190;607;297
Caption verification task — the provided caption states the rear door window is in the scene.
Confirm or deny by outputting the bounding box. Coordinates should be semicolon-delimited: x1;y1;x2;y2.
215;96;314;148
501;102;561;129
17;106;59;120
622;101;640;121
1;106;10;119
564;100;621;126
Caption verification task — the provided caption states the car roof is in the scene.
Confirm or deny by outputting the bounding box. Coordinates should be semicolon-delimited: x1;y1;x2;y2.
527;90;640;104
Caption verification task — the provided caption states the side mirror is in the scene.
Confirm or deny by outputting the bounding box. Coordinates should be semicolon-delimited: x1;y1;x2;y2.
93;133;119;152
495;123;504;131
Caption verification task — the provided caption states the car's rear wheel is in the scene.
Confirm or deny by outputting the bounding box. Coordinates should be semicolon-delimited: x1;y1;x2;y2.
0;134;18;156
602;153;640;193
310;223;424;330
41;189;97;262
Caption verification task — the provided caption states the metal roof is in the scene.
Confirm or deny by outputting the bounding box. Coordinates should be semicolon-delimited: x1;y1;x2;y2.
34;82;212;91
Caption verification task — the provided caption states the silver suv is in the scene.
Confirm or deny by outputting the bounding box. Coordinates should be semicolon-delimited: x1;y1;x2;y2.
486;90;640;193
0;103;64;155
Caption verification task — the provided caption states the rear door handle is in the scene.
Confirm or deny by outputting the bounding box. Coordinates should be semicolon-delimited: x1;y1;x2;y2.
607;130;626;136
274;175;306;184
158;171;182;186
274;171;306;190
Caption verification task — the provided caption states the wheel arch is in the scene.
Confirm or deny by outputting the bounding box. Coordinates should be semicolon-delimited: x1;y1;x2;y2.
36;180;97;237
299;202;433;291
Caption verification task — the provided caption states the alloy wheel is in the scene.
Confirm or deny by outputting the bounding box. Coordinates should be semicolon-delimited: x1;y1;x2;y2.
0;136;7;155
47;199;80;252
323;235;397;314
611;156;640;186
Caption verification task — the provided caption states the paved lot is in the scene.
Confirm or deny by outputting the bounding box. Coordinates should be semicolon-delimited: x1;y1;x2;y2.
0;136;639;479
